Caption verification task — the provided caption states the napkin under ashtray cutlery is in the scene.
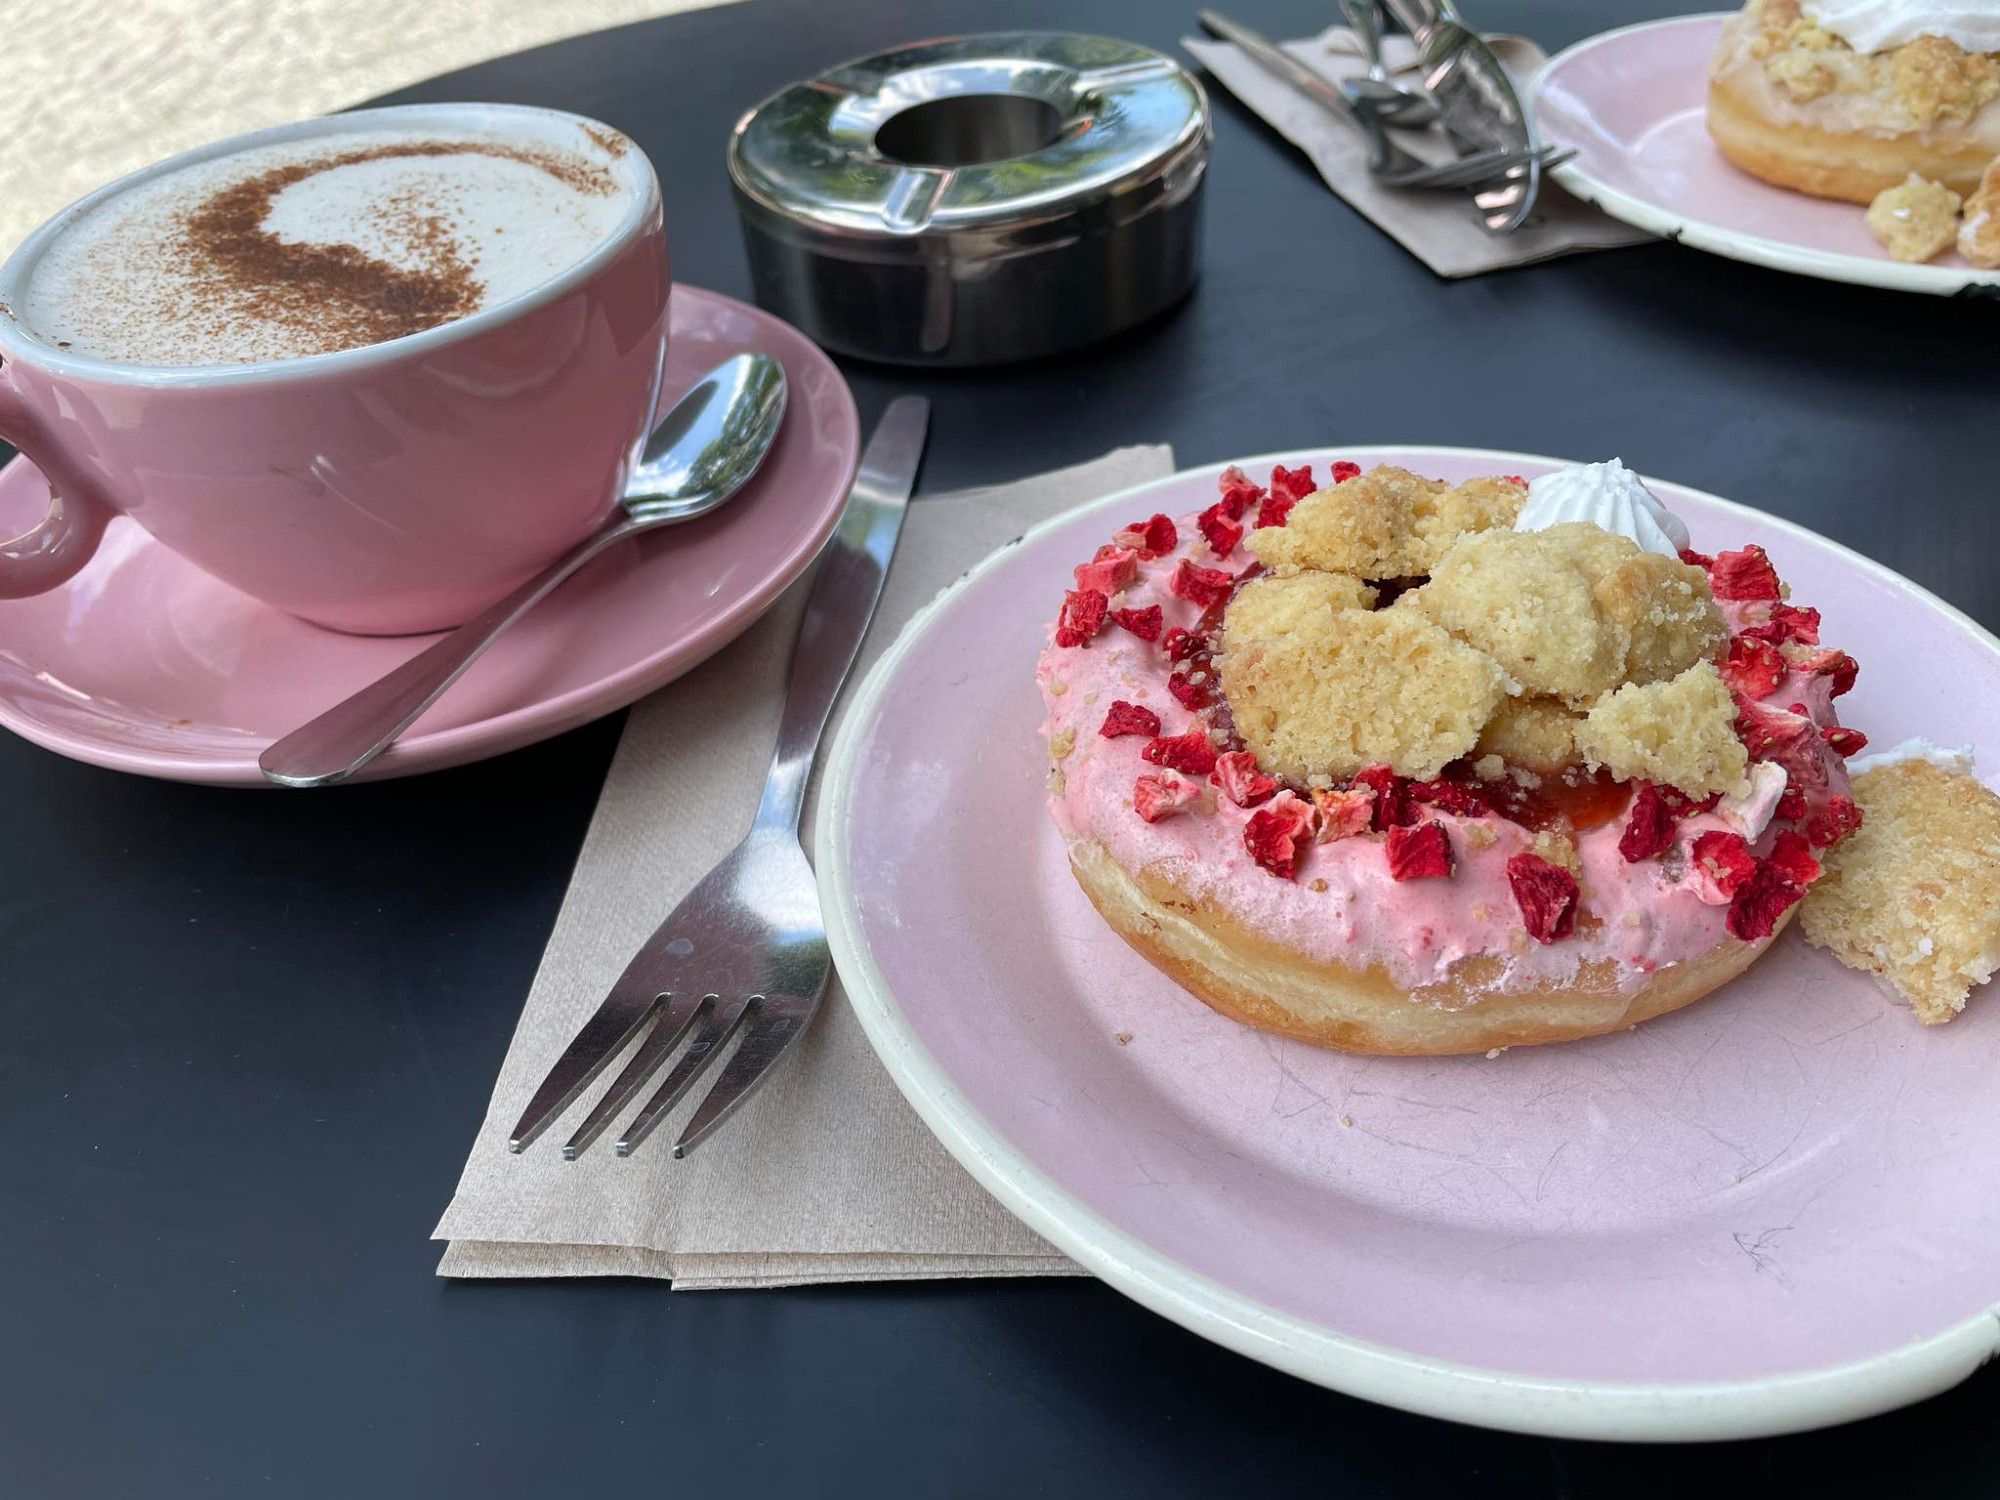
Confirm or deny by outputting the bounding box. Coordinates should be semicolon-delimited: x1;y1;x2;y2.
1198;3;1559;231
509;396;931;1161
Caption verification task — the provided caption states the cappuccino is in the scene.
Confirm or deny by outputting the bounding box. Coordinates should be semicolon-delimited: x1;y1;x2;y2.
14;108;649;367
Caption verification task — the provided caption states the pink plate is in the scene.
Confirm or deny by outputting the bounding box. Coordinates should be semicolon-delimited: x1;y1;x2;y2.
1534;14;2000;298
819;446;2000;1441
0;284;859;784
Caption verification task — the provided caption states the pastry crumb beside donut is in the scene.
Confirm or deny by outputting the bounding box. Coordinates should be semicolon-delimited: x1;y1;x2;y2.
1866;173;1963;260
1801;748;2000;1024
1958;158;2000;264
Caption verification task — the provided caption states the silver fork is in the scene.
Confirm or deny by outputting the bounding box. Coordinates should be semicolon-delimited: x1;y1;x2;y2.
507;395;930;1160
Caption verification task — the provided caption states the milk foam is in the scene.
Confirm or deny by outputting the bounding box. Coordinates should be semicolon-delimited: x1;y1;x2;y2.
12;108;649;367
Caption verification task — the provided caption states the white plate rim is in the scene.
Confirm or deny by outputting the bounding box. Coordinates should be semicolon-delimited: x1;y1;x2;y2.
817;443;2000;1441
1530;13;2000;300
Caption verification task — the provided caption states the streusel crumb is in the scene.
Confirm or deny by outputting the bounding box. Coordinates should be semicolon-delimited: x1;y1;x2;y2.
1576;661;1749;797
1244;468;1521;581
1408;524;1725;704
1475;695;1584;773
1224;572;1376;644
1867;174;1963;261
1220;604;1506;782
1801;758;2000;1024
1959;159;2000;266
1740;0;2000;123
1891;35;2000;128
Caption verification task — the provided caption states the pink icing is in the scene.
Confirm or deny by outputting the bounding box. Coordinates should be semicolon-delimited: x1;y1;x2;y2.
1036;508;1857;1003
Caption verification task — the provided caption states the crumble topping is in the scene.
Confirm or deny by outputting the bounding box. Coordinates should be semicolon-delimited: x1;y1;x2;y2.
1409;525;1726;704
1475;695;1584;774
1243;466;1523;580
1221;606;1506;783
1739;0;2000;123
1576;662;1751;798
1801;757;2000;1022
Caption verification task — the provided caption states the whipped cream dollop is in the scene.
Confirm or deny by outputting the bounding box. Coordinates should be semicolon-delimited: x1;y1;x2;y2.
1803;1;2000;55
1848;737;1978;774
1513;459;1691;559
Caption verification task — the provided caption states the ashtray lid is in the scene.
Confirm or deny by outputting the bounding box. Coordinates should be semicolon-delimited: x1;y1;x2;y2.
727;32;1209;242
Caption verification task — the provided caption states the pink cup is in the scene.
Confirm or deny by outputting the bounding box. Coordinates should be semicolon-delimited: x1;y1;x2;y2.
0;103;671;634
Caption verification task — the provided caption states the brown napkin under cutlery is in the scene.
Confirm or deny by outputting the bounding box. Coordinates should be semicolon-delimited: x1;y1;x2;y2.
434;444;1175;1287
1184;24;1653;276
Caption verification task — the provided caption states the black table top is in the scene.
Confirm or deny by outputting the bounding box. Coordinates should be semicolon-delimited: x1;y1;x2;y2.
5;0;1994;1494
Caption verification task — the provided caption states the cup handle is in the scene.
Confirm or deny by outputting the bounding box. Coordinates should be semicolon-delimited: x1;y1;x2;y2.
0;360;113;598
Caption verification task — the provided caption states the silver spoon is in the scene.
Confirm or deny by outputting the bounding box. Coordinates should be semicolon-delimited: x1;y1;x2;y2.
1339;0;1439;126
259;352;788;788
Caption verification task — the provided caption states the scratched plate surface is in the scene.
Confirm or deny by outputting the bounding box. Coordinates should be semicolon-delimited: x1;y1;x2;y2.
826;447;2000;1394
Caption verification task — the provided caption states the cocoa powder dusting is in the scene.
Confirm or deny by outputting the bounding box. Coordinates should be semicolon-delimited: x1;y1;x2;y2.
176;139;618;358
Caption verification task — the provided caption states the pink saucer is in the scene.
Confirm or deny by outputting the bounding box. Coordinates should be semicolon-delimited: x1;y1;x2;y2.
1534;15;2000;297
821;447;2000;1439
0;284;859;785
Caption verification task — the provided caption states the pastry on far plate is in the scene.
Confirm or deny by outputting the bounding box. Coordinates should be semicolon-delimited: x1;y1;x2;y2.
1707;0;2000;204
1037;458;1869;1056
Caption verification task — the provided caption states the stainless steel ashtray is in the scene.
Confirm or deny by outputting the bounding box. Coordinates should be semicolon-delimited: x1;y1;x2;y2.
727;32;1210;367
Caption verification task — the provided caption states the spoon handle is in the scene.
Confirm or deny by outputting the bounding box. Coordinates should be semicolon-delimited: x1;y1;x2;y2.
258;515;645;787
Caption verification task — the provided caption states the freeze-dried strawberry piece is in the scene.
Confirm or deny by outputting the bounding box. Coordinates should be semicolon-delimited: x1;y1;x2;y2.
1720;637;1787;700
1142;730;1218;776
1805;795;1863;849
1503;474;1528;487
1741;603;1822;647
1162;626;1207;663
1618;782;1680;862
1113;513;1178;559
1216;466;1264;520
1824;726;1868;757
1351;765;1412;829
1244;793;1314;878
1708;545;1781;601
1409;778;1488;818
1657;785;1722;817
1099;701;1161;739
1331;460;1362;484
1386;820;1454;881
1166;672;1207;710
1775;778;1807;823
1507;853;1579;943
1792;647;1858;697
1311;785;1375;842
1691;830;1757;899
1110;604;1162;642
1054;589;1108;647
1133;772;1200;823
1073;545;1139;595
1170;559;1235;611
1256;492;1297;529
1197;503;1244;560
1679;548;1715;569
1726;862;1805;942
1766;830;1821;886
1734;695;1810;759
1269;464;1315;503
1211;750;1280;808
